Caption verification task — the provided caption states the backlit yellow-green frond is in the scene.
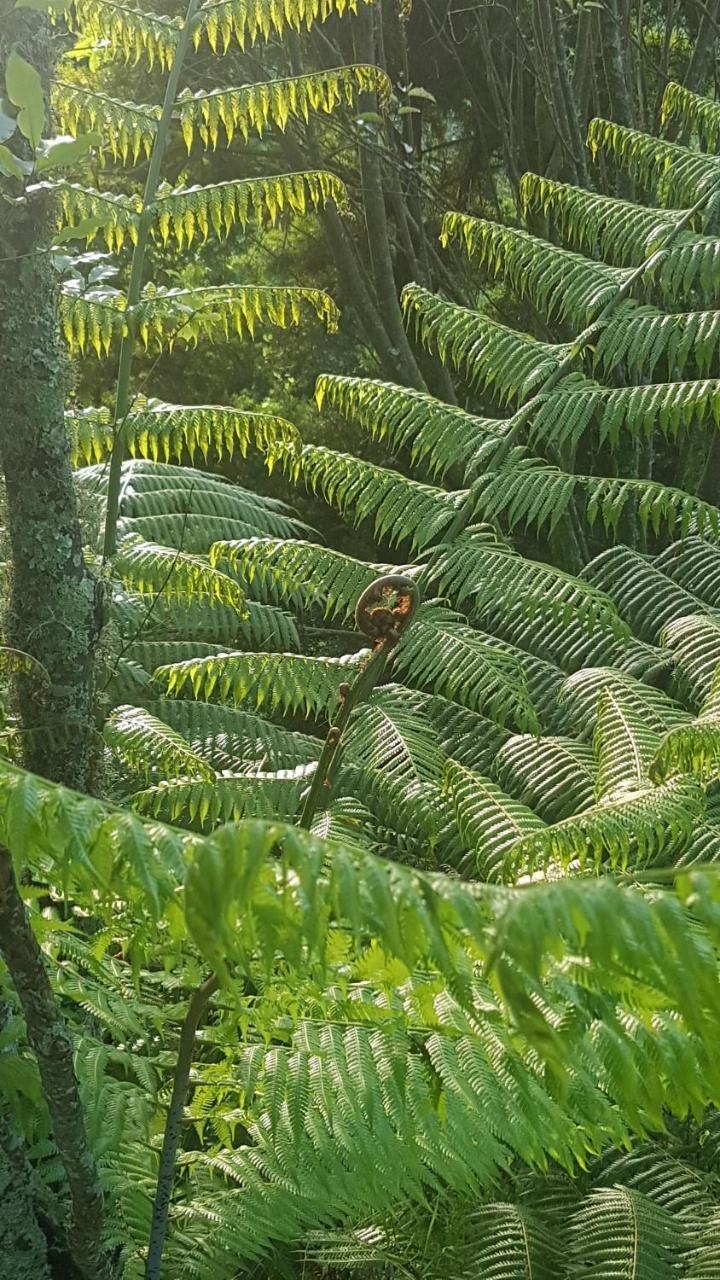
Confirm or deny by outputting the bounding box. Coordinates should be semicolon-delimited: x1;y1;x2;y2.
67;400;299;466
151;170;350;248
153;648;365;718
69;0;182;69
193;0;372;54
114;537;247;611
104;703;215;784
61;283;339;355
587;117;720;207
662;80;720;149
54;81;160;163
49;180;141;251
177;64;391;149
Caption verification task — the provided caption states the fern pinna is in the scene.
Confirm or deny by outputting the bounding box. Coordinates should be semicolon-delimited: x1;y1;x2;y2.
4;8;720;1272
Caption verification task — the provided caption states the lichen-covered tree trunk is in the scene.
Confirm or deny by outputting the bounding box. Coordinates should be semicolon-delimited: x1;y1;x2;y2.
0;1110;52;1280
0;12;100;794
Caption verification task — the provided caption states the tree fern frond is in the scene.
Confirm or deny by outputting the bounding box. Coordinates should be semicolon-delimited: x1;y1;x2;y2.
390;605;537;730
470;589;664;681
401;283;564;406
587;117;720;207
594;1141;717;1219
114;537;246;611
560;667;691;737
139;594;301;651
69;0;182;69
661;614;720;704
593;691;662;800
444;759;546;881
662;81;720;150
654;538;720;609
68;399;299;467
507;775;702;878
141;699;320;772
593;307;720;381
449;1202;564;1280
520;170;680;264
431;528;626;637
441;211;622;325
104;703;215;783
652;670;720;783
531;378;720;455
467;448;577;535
133;766;311;828
123;639;226;677
61;283;339;355
54;81;159;163
408;691;512;774
210;536;400;621
566;1186;680;1279
151;171;349;250
152;648;365;718
315;372;502;482
278;442;460;553
580;546;708;645
581;472;720;541
343;687;446;830
494;734;596;823
177;64;391;149
193;0;372;55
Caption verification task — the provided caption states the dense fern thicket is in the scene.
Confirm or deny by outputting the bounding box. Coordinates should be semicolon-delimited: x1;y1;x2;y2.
5;8;720;1275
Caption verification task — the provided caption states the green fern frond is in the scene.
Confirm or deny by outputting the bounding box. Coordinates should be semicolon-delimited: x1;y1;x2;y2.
581;546;708;645
593;690;662;799
393;605;538;730
531;378;720;454
210;536;400;621
193;0;371;54
401;283;563;406
684;1210;720;1276
135;594;301;651
560;667;691;737
410;692;512;775
662;81;720;149
177;64;391;149
595;1140;718;1218
133;765;311;828
104;703;215;783
54;81;159;162
494;734;596;823
316;372;501;481
520;170;679;264
661;614;720;704
441;211;621;325
152;648;364;718
587;117;720;207
151;171;350;250
70;0;182;68
444;759;546;880
49;179;141;252
340;686;443;803
431;528;626;636
654;537;720;609
141;699;320;771
449;1202;564;1280
593;307;720;380
467;448;577;535
61;283;339;355
652;670;720;782
114;537;246;611
279;442;460;553
68;398;299;467
566;1186;680;1279
507;775;702;877
581;472;720;540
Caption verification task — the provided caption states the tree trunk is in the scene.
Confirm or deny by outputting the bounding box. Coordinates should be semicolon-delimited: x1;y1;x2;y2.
0;12;100;794
0;1110;52;1280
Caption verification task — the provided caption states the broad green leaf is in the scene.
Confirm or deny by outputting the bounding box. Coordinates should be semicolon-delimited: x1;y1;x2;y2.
5;50;44;148
0;108;15;142
35;132;102;173
0;141;23;179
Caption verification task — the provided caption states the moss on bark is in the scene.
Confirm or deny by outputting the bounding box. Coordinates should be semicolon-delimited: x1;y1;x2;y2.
0;13;100;792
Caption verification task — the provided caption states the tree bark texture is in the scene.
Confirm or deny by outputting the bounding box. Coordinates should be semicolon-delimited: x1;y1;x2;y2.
0;848;114;1280
0;12;100;793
